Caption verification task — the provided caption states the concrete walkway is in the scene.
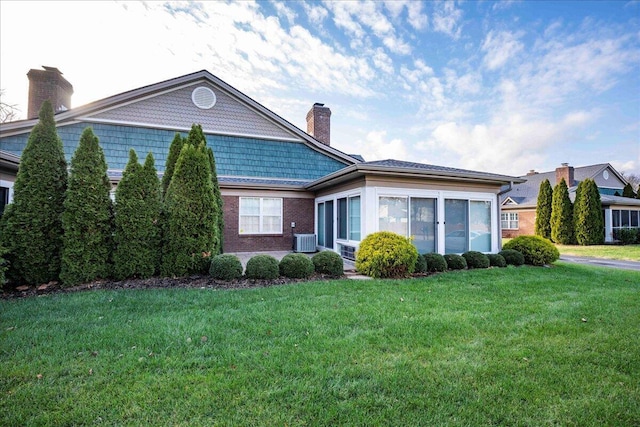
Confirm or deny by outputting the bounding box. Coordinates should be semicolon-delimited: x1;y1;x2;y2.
560;255;640;272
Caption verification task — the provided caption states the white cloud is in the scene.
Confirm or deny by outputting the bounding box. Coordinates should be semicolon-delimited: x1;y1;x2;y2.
482;30;524;70
432;1;463;39
406;2;428;31
352;130;408;161
271;1;297;25
302;2;328;25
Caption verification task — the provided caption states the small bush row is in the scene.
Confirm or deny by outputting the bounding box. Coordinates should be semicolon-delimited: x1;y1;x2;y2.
209;251;344;281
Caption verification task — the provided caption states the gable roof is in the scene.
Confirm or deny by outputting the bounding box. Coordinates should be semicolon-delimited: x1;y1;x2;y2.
306;159;524;191
500;163;628;208
0;70;359;166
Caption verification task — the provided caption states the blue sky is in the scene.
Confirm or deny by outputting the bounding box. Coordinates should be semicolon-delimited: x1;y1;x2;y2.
1;1;638;176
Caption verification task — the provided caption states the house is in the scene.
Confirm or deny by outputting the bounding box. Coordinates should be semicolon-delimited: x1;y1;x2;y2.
1;66;522;257
500;163;640;242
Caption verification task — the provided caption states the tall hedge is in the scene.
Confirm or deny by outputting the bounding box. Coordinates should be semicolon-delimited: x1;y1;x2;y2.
60;127;114;286
207;146;225;254
161;142;218;277
1;101;67;284
162;133;185;197
622;183;636;198
573;178;604;245
550;178;574;244
113;150;162;279
535;179;553;240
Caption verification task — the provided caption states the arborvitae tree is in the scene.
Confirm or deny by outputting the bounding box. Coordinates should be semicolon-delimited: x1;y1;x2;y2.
113;150;162;279
534;179;553;240
162;133;185;197
1;101;67;284
622;183;636;198
207;146;224;254
574;178;604;245
60;127;114;286
161;142;218;277
550;178;574;244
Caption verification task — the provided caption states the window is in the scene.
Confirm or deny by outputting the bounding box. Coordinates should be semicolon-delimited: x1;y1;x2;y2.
337;196;361;241
470;201;491;252
0;187;8;216
445;199;468;254
501;212;519;230
239;197;282;234
379;196;408;236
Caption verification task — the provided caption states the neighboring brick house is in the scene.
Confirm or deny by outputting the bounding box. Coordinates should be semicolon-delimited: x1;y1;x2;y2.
500;163;640;242
1;66;522;256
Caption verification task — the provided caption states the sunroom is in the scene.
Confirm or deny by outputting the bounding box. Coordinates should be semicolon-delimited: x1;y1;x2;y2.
306;160;524;259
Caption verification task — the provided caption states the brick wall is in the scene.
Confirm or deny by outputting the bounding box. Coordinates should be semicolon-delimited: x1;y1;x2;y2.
222;195;315;252
306;104;331;145
27;67;73;119
502;209;536;238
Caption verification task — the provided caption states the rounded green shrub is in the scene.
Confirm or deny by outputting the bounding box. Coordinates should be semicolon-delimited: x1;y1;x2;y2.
414;254;428;274
245;254;280;280
423;253;447;273
355;231;418;279
498;249;525;266
462;251;490;269
279;253;315;279
444;254;467;270
502;235;559;266
312;251;344;277
209;254;243;281
616;228;638;245
487;253;507;268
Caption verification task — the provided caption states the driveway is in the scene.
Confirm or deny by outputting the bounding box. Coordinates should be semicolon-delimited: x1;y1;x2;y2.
560;255;640;272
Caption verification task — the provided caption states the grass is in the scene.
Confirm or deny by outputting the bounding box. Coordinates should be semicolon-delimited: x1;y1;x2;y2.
555;243;640;261
1;263;639;426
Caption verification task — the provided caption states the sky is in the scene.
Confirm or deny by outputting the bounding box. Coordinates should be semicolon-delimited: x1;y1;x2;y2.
1;0;639;177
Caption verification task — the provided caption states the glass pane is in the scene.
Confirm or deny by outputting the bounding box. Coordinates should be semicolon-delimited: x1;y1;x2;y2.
325;200;334;249
317;203;325;247
262;198;281;216
262;216;281;233
445;199;468;254
470;201;491;252
349;196;361;241
411;198;436;254
338;198;347;240
622;210;630;227
631;211;638;227
240;198;260;215
379;196;408;236
239;216;259;234
613;210;620;228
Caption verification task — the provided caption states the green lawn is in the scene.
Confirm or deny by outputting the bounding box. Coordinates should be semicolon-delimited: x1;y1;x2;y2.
1;263;639;426
556;243;640;261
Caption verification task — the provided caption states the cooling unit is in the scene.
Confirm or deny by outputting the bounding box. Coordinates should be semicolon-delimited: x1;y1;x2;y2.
293;234;317;253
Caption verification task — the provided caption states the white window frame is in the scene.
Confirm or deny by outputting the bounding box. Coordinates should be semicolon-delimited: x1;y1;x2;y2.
239;197;283;235
501;212;519;230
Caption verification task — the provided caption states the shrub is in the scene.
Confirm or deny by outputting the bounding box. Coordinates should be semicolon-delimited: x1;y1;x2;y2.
355;231;418;279
551;178;574;244
279;253;315;279
4;101;67;285
487;253;507;268
616;228;638;245
535;179;553;240
61;127;114;287
498;249;525;266
462;251;490;269
444;254;467;270
503;235;559;266
414;254;428;274
573;179;604;246
423;253;447;273
312;251;344;277
209;254;243;281
0;245;8;287
245;254;279;280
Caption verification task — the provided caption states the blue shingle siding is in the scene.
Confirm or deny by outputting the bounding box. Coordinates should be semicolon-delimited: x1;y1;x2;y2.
1;122;348;180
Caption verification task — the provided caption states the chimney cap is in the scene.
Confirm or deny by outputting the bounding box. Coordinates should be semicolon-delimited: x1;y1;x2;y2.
561;162;569;167
313;102;325;107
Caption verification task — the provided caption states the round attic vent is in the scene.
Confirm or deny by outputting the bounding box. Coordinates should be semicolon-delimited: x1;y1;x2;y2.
191;86;216;109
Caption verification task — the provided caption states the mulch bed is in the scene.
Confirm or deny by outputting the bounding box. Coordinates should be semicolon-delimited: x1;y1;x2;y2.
1;274;339;300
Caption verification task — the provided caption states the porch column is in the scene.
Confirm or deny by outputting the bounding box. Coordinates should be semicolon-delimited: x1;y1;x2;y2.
603;208;613;243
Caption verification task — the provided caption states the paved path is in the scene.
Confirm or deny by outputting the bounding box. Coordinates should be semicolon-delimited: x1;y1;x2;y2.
560;255;640;272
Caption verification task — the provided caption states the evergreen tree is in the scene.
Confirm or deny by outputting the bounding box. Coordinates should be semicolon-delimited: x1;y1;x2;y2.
113;150;162;279
550;178;574;244
622;183;636;198
207;146;225;254
573;179;604;245
162;133;185;197
161;140;218;277
534;179;553;240
1;101;67;284
60;127;114;286
637;187;640;199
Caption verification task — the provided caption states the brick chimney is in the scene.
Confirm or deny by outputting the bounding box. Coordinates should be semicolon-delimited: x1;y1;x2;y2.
306;103;331;145
555;163;575;186
27;66;73;119
526;170;538;176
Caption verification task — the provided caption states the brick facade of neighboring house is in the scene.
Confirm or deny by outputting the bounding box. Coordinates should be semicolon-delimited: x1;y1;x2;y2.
500;163;640;242
1;66;522;256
